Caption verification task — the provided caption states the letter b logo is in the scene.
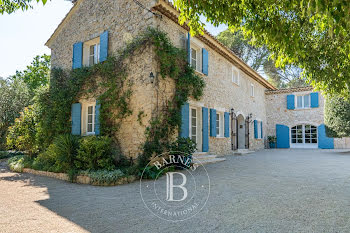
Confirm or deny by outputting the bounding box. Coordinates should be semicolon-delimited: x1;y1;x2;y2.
166;172;188;202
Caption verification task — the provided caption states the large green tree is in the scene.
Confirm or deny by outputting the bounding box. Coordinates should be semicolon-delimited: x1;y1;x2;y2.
174;0;350;97
324;96;350;137
0;0;48;14
217;30;306;88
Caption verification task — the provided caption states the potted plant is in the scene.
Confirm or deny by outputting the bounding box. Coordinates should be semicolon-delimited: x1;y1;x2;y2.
268;136;277;148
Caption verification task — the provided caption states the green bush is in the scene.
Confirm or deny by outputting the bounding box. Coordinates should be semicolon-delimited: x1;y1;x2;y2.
168;137;197;156
80;170;125;185
8;155;25;172
324;96;350;137
32;134;80;172
75;136;115;171
6;105;39;156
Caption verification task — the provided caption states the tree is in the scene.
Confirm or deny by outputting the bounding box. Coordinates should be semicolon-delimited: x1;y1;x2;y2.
174;0;350;97
14;54;50;96
0;77;30;149
324;96;350;138
217;29;306;88
0;0;48;14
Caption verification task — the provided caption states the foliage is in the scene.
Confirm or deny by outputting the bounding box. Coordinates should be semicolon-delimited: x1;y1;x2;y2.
324;96;350;138
217;29;306;88
0;0;48;14
174;0;350;97
168;137;196;155
140;165;175;180
0;77;30;149
13;54;50;96
6;105;38;156
0;151;23;160
8;155;25;172
75;136;115;171
80;169;126;185
267;136;277;143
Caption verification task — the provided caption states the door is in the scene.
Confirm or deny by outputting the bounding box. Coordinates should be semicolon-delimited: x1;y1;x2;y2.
291;124;318;148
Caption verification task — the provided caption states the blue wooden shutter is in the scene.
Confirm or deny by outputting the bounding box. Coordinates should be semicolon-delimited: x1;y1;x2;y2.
202;107;209;152
202;48;209;75
210;109;216;137
276;124;290;148
95;101;101;135
310;92;319;108
260;121;263;139
224;112;229;138
71;103;81;135
287;95;295;110
254;120;258;139
72;42;83;69
187;32;191;63
100;31;109;62
318;124;334;149
180;103;189;138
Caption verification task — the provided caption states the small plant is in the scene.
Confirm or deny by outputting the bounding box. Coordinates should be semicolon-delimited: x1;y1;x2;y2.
75;136;116;171
81;169;125;185
268;135;277;148
8;155;25;172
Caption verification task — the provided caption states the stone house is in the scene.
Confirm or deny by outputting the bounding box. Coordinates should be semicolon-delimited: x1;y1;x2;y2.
45;0;349;158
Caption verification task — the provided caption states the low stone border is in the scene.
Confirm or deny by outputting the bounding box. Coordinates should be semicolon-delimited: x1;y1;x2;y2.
22;168;136;186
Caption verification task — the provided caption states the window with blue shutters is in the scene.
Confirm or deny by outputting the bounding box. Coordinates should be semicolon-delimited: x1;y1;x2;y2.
254;120;263;139
310;92;319;108
210;109;217;137
287;95;295;110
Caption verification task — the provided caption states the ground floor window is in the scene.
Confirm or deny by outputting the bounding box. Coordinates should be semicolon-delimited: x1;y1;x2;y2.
291;124;317;147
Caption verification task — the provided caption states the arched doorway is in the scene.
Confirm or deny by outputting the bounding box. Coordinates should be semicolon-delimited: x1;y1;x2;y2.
290;124;318;148
237;114;246;149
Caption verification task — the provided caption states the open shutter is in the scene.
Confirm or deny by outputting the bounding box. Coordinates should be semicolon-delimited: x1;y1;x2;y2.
287;95;295;110
224;112;229;138
180;103;189;138
202;107;209;152
210;109;216;137
95;101;101;135
71;103;81;135
100;31;109;62
276;124;290;148
72;42;83;69
310;92;319;108
260;121;263;139
187;32;191;63
254;120;258;139
318;124;334;149
202;48;209;75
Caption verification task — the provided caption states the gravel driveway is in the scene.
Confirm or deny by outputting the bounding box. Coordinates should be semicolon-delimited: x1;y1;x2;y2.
1;149;350;233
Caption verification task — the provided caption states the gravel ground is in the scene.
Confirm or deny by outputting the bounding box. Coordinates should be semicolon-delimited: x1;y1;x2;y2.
1;149;350;233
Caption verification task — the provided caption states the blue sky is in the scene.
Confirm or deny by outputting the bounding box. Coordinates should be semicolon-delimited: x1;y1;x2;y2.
0;0;227;78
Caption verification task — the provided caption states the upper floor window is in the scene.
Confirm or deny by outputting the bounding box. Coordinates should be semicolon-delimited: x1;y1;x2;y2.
250;83;255;97
191;47;198;71
83;37;100;67
89;44;100;66
232;66;240;85
296;94;310;109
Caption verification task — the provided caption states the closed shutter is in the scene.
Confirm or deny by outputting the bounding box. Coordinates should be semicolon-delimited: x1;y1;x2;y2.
318;124;334;149
95;101;101;135
180;103;190;138
71;103;82;135
72;42;83;69
224;112;230;138
187;32;191;63
260;121;263;138
254;120;258;139
100;31;109;62
276;124;290;148
210;108;216;137
310;92;319;108
202;107;209;152
202;48;209;75
287;95;295;110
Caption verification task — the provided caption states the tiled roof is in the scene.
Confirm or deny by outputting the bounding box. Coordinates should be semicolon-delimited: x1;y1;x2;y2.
265;86;314;95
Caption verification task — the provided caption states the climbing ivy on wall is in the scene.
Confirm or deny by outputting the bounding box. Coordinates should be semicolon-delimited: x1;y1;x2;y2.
37;27;205;167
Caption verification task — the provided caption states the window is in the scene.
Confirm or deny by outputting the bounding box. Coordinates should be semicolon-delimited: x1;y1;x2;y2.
190;108;197;143
89;43;100;66
191;48;198;70
87;105;95;135
250;84;255;97
256;120;262;139
216;113;224;137
232;66;239;85
291;124;317;145
296;94;311;109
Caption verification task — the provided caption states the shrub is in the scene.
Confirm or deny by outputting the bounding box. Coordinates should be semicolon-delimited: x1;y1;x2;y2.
75;136;115;171
32;134;80;172
168;137;197;156
81;170;125;185
8;155;25;172
6;105;39;156
324;96;350;137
